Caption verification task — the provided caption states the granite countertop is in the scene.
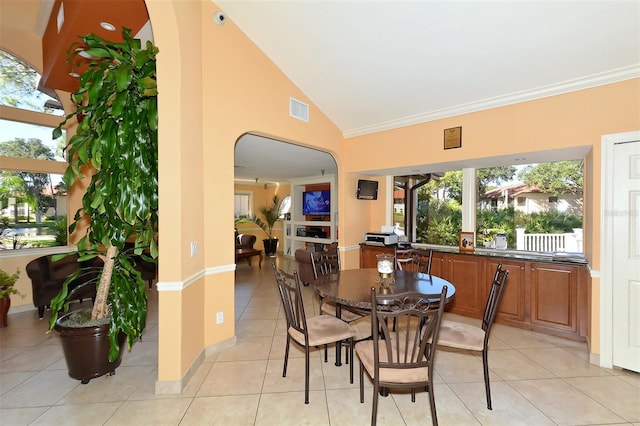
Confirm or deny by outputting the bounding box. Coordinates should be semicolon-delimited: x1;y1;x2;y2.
408;243;588;265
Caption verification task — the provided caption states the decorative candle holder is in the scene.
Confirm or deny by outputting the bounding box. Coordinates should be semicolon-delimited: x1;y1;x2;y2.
375;253;395;287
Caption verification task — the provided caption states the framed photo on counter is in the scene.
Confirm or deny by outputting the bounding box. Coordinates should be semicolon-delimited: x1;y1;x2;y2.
458;231;475;252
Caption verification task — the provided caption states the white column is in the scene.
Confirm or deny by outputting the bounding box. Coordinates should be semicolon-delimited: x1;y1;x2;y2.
461;168;476;233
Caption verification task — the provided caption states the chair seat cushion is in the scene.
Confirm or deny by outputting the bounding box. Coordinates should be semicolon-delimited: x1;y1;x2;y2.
289;314;356;347
320;302;365;322
355;339;429;384
437;319;485;351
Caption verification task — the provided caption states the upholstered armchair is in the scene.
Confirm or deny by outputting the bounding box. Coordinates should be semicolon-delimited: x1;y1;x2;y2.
26;253;103;319
236;233;257;250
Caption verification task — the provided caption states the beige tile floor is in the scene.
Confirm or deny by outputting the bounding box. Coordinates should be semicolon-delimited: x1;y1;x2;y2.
1;254;639;425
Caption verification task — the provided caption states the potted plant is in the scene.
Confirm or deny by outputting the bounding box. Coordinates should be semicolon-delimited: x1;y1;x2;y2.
47;27;158;382
0;268;23;327
252;195;285;257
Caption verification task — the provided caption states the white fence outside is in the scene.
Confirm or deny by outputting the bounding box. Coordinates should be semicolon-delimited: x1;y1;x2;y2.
516;228;583;253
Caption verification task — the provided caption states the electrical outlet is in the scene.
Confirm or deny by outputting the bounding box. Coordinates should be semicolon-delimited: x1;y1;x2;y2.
190;241;197;257
216;311;224;324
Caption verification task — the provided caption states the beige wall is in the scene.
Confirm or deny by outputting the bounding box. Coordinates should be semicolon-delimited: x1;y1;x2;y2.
2;0;639;389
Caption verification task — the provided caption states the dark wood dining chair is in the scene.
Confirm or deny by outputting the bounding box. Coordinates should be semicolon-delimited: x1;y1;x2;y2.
396;249;433;274
272;263;356;404
355;286;447;426
436;263;509;410
311;246;365;324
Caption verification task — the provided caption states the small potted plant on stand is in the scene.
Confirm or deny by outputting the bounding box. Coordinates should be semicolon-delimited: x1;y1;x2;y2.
0;268;23;327
47;27;158;383
253;195;285;257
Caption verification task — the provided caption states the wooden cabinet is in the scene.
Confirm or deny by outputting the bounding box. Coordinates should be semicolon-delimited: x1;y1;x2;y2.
359;245;394;268
440;253;484;317
358;244;588;341
530;262;579;335
485;259;526;323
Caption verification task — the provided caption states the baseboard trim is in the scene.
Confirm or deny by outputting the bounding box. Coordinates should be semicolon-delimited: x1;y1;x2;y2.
154;335;237;394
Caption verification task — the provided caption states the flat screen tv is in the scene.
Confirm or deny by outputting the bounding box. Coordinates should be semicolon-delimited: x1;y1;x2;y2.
356;179;378;200
302;190;331;215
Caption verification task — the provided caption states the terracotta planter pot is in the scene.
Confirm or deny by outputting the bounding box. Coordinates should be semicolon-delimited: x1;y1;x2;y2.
263;238;279;257
0;295;10;327
55;311;126;383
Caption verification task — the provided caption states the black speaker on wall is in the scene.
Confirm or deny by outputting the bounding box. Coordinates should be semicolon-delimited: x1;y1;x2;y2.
356;179;378;200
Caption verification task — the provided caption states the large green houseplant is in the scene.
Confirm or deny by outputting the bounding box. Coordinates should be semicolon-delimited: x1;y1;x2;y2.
48;27;158;367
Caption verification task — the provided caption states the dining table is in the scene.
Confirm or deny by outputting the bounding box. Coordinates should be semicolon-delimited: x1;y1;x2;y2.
312;268;456;366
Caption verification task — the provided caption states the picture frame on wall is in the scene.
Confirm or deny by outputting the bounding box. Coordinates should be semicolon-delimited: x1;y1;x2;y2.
458;231;475;252
444;126;462;149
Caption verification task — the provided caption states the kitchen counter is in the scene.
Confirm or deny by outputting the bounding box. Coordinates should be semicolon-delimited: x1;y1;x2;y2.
359;243;590;342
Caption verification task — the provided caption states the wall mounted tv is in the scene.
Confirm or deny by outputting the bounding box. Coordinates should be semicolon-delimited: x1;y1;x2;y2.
302;190;331;215
356;179;378;200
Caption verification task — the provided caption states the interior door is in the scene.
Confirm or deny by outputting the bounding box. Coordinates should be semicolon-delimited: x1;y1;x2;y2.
612;139;640;372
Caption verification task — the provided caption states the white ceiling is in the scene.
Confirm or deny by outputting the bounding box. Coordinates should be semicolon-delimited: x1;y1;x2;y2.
223;1;638;182
218;1;640;138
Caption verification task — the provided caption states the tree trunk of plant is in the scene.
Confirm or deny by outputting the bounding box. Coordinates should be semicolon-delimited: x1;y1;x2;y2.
92;245;117;320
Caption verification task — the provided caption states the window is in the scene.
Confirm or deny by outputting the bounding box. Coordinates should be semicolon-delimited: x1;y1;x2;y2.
397;159;583;254
395;171;462;246
279;194;291;218
475;160;583;252
234;192;252;218
0;50;68;250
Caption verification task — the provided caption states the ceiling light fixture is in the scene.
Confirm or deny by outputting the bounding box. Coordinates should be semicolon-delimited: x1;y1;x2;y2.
100;22;116;31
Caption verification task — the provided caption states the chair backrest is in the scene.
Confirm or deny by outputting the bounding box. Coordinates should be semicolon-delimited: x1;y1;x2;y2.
272;263;308;341
395;249;432;274
371;286;447;372
395;249;415;271
311;245;340;279
481;264;510;336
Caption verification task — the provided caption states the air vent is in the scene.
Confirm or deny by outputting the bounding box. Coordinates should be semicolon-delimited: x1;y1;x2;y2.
289;97;309;122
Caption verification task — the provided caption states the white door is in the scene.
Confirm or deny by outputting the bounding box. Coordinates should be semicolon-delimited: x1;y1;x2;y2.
612;139;640;372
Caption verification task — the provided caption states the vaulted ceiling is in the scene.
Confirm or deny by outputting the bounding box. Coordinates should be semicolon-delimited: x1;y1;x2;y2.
3;1;638;183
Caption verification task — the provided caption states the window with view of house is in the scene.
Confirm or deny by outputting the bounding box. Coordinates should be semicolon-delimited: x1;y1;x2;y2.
0;50;68;250
395;159;584;254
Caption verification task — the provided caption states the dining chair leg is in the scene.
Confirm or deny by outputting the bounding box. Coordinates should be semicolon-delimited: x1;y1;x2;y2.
283;337;291;377
324;344;328;362
371;384;379;426
304;347;310;404
428;384;438;426
359;363;365;403
483;348;492;410
349;338;354;384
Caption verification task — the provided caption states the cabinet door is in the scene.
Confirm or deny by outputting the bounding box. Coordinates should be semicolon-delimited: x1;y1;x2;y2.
530;263;578;333
430;252;446;278
359;245;394;269
485;260;526;323
443;253;484;316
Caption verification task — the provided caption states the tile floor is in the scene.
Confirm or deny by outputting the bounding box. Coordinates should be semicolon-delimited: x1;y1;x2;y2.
1;254;639;425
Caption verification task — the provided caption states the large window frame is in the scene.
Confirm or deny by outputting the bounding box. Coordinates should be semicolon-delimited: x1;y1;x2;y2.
396;159;584;254
1;50;69;250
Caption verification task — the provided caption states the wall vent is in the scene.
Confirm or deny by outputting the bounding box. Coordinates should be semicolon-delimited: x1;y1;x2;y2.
289;97;309;122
